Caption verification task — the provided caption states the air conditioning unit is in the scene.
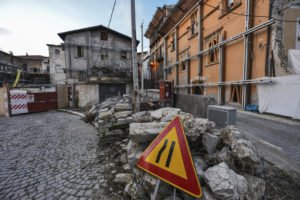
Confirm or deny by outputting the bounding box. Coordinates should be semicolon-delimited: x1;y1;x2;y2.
207;105;236;128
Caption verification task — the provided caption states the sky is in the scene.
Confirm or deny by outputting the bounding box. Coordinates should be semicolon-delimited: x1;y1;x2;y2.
0;0;177;56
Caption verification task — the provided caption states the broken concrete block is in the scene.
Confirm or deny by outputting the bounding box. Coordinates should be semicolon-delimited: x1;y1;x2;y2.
106;129;124;136
244;174;265;200
127;140;143;164
117;118;133;125
114;111;133;119
98;109;113;120
161;107;181;115
193;156;206;181
120;154;128;164
98;120;105;126
151;109;163;120
204;162;248;200
132;111;153;123
221;126;243;146
114;103;132;111
231;139;260;164
183;118;215;141
202;133;220;154
160;111;177;122
129;122;168;143
113;173;133;184
202;187;217;200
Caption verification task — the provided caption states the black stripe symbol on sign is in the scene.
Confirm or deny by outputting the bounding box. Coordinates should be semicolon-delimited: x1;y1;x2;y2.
155;139;176;168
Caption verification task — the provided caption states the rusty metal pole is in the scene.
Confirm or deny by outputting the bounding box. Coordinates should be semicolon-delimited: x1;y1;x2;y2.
131;0;140;113
141;22;144;95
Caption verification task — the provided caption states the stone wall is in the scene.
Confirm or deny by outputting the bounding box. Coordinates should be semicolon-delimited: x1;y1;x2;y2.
76;84;99;108
174;93;217;118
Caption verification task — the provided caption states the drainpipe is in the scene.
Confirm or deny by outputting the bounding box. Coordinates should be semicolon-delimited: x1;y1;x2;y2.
175;27;179;93
198;2;203;92
242;0;254;109
218;34;225;105
265;0;274;76
187;60;191;94
164;38;167;80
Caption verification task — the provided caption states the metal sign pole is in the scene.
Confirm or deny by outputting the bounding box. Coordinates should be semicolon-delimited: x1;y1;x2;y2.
151;179;161;200
173;187;176;200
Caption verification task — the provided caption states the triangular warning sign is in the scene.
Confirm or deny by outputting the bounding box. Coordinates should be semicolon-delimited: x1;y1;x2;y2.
137;116;202;198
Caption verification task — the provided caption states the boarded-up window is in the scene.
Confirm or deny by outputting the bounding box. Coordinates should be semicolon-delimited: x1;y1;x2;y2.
76;46;84;57
205;31;220;65
230;84;242;104
101;31;108;41
171;32;175;51
120;51;127;59
101;49;109;60
190;12;197;36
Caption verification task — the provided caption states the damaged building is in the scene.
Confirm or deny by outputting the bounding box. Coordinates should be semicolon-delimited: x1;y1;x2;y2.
145;0;300;115
57;25;137;107
0;51;50;86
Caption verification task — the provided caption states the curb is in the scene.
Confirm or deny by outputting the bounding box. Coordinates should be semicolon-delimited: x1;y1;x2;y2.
237;110;300;126
57;109;85;118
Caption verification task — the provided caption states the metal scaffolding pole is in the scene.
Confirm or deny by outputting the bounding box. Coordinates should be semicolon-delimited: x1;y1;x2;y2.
141;22;144;94
131;0;140;112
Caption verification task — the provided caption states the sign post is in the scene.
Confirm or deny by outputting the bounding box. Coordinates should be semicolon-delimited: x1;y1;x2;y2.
137;116;202;198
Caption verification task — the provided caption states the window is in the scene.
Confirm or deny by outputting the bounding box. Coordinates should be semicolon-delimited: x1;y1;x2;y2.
221;0;241;15
190;12;197;36
55;65;61;71
180;61;186;71
22;64;28;72
227;0;234;9
171;33;175;51
76;46;84;57
101;49;109;60
55;49;60;54
46;66;50;73
100;31;108;41
205;31;220;65
120;51;127;60
209;40;218;64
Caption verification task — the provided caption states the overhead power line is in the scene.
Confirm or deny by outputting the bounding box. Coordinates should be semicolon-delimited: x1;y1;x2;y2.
91;0;117;68
204;2;300;23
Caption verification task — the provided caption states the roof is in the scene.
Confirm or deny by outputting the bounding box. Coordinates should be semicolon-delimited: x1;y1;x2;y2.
47;44;62;47
145;5;175;38
58;24;136;43
16;55;48;61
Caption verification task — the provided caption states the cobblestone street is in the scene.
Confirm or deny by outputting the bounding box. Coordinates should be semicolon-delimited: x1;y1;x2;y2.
0;111;123;200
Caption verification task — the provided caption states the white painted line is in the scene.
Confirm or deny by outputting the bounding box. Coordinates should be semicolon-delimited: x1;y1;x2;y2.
259;139;283;152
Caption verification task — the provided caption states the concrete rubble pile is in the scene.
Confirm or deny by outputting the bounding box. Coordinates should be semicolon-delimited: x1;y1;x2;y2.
110;107;266;200
85;96;133;138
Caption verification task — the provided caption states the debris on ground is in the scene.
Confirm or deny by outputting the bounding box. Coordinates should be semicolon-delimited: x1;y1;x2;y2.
86;98;300;200
84;96;133;139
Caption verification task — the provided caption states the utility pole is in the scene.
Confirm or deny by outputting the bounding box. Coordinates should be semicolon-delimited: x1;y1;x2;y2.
141;22;144;95
131;0;140;113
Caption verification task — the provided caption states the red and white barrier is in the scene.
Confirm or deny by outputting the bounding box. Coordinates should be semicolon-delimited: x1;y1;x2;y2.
10;90;28;115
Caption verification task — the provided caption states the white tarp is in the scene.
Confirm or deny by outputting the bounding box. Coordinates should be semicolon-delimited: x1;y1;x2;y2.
257;75;300;119
288;49;300;74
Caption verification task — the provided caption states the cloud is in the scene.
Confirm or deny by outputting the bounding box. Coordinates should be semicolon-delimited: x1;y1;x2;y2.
0;27;12;35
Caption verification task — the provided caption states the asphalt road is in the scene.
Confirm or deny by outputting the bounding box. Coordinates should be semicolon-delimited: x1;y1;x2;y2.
236;111;300;173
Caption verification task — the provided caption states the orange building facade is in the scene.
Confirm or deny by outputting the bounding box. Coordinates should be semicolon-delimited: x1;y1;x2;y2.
145;0;279;108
